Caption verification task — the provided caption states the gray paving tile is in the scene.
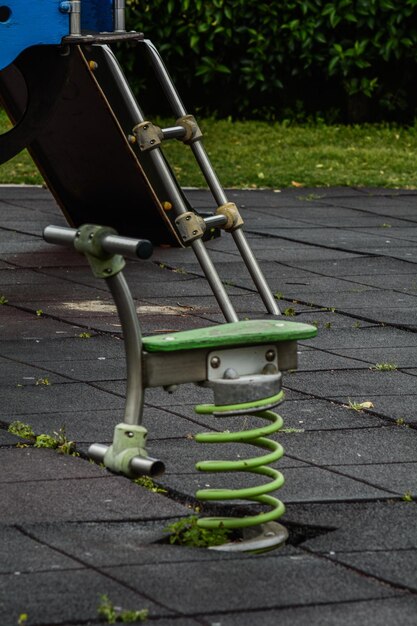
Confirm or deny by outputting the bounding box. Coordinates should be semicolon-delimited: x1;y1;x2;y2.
0;526;78;574
327;346;417;368
334;462;417;496
204;597;417;626
104;554;397;615
0;569;170;624
1;380;124;417
0;448;188;523
286;369;416;397
288;256;417;276
307;326;417;350
329;550;417;590
287;501;417;551
328;395;417;424
0;355;69;385
282;426;417;467
0;448;107;483
279;398;383;430
24;521;260;567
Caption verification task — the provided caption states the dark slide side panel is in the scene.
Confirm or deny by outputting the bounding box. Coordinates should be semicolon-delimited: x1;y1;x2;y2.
0;45;181;246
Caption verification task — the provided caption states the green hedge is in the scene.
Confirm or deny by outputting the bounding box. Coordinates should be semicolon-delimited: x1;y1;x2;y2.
121;0;417;122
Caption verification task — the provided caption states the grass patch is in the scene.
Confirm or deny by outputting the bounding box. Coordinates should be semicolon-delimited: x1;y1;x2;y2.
2;109;417;188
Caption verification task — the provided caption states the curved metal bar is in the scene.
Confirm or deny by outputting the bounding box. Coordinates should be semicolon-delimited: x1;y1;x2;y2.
107;273;144;425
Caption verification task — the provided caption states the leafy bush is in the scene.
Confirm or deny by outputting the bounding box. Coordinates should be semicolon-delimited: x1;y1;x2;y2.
120;0;417;122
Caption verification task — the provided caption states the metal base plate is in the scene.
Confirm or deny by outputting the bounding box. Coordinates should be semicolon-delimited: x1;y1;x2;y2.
208;521;289;554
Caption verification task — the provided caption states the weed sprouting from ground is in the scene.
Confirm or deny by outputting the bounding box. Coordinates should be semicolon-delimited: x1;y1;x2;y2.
7;421;76;455
97;594;148;623
165;515;231;548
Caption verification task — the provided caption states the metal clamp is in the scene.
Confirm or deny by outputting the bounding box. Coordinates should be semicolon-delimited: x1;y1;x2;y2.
89;424;165;478
175;212;206;244
216;202;244;231
176;115;203;144
73;224;125;278
133;121;163;152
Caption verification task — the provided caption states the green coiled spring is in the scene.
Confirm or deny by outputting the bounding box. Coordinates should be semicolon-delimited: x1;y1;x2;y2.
193;396;285;531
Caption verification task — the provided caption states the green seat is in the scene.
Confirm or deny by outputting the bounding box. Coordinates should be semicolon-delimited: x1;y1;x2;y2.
143;319;317;353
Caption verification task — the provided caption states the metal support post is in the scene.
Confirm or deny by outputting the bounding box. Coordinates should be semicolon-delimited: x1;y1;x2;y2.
114;0;126;32
69;0;81;36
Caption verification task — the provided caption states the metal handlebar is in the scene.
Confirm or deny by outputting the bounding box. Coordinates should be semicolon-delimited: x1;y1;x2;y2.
43;225;153;260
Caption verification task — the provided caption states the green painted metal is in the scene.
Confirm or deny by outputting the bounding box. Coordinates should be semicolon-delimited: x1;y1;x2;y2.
193;408;286;530
103;423;149;477
142;319;317;353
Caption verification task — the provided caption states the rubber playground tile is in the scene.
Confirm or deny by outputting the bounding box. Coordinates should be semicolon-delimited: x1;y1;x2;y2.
279;398;383;430
328;550;417;591
295;312;374;330
296;350;370;371
4;279;108;304
1;380;124;417
326;346;417;368
0;306;83;340
244;243;362;264
24;521;254;568
281;427;417;467
0;334;125;361
0;569;170;624
104;553;397;615
334;462;417;496
0;355;69;386
286;256;417;276
0;448;107;483
33;356;127;383
0;525;78;574
341;306;417;328
0;468;188;524
1;247;89;269
204;597;417;626
285;369;416;397
328;395;417;425
340;272;417;292
304;326;417;350
287;501;417;552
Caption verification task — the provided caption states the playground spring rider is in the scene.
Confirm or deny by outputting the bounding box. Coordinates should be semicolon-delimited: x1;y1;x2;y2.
44;224;317;552
1;2;317;549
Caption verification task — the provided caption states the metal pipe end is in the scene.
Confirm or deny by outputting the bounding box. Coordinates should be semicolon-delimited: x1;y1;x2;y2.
88;443;109;464
130;455;165;477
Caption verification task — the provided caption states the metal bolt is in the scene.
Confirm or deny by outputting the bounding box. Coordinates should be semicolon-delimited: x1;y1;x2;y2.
105;268;112;274
265;349;276;362
75;230;81;238
150;139;155;145
210;356;221;369
126;431;134;438
185;215;191;221
223;367;239;380
88;233;94;239
128;134;136;144
143;125;148;130
192;230;198;235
